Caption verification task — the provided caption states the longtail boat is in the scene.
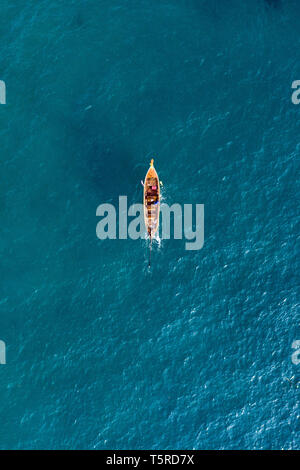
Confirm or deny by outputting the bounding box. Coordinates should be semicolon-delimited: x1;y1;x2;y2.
143;159;160;267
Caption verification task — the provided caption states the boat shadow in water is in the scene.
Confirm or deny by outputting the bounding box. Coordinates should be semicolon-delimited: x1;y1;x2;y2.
265;0;281;7
56;107;136;200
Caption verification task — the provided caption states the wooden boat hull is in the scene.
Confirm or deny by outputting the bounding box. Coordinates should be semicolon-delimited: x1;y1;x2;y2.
143;160;160;238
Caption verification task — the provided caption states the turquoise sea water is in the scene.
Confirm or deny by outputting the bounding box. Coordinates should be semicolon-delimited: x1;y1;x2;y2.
0;0;299;449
